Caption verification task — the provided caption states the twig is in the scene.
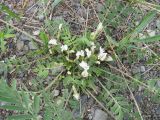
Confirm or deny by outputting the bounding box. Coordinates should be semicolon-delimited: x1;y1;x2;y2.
124;78;144;120
0;19;43;44
86;89;115;120
44;71;64;91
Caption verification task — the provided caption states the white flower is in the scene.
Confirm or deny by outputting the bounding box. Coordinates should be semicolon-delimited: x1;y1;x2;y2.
48;39;57;45
106;56;113;61
69;50;75;53
79;61;89;71
61;44;68;52
81;70;89;77
96;61;100;64
96;22;103;33
90;42;96;52
67;71;71;75
76;50;84;59
98;47;107;61
59;23;63;30
90;42;95;46
72;85;80;100
85;48;91;58
90;23;103;40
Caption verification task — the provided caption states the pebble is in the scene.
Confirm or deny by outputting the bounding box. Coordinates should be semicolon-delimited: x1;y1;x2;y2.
73;109;80;119
93;109;108;120
33;30;40;36
157;80;160;87
16;40;24;50
28;42;37;50
53;90;60;97
155;106;160;115
135;94;143;104
20;34;31;41
147;30;156;37
24;45;29;51
140;66;145;72
38;14;45;22
97;3;104;12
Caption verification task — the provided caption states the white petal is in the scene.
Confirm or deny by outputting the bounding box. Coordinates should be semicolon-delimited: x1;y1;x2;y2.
76;50;84;59
106;56;113;61
98;53;107;61
61;44;68;52
67;71;71;75
72;85;80;100
98;47;107;61
85;48;91;58
79;61;89;70
80;50;84;56
59;23;63;30
81;70;89;77
97;22;103;33
96;61;100;64
48;39;57;45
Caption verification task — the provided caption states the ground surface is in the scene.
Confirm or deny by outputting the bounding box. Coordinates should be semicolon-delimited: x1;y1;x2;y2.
0;0;160;120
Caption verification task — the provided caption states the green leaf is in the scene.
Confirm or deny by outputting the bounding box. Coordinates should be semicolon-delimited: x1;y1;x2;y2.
119;10;156;47
39;31;49;48
132;11;156;34
7;114;33;120
52;0;63;8
131;35;160;43
33;95;40;114
4;34;15;39
0;3;20;19
0;96;18;103
0;105;25;111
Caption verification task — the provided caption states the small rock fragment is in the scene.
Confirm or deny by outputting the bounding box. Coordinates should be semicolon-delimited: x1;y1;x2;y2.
20;34;31;41
38;14;45;22
53;90;60;97
24;45;29;51
93;109;108;120
140;66;145;72
147;30;156;37
33;30;40;36
28;42;37;50
157;80;160;87
16;40;24;50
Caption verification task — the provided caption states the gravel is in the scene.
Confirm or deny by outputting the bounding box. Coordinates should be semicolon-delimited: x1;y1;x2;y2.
16;40;24;50
92;109;108;120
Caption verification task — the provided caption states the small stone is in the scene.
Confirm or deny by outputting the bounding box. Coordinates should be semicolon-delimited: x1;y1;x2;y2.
156;20;160;29
20;34;31;41
147;30;156;37
38;14;45;22
135;94;143;104
140;66;145;72
155;106;160;115
53;90;60;97
16;40;24;50
24;45;29;51
33;30;40;36
93;109;108;120
97;3;104;12
157;80;160;87
73;109;80;119
28;42;37;50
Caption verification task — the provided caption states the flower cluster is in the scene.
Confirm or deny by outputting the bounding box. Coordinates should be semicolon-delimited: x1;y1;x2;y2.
48;38;113;78
48;23;113;78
